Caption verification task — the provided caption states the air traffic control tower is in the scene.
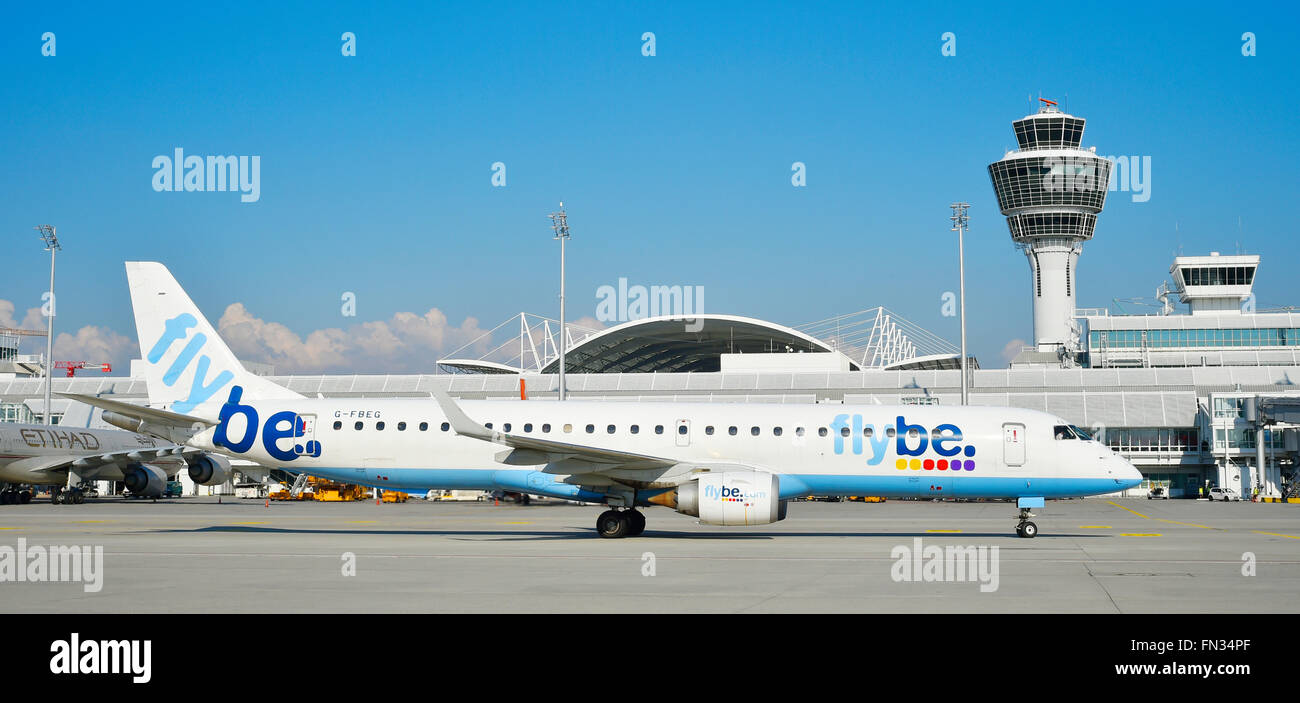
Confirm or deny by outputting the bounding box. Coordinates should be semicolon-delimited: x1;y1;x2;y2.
988;100;1111;360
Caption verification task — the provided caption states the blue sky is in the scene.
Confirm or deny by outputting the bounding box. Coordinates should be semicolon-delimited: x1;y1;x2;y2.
2;1;1297;372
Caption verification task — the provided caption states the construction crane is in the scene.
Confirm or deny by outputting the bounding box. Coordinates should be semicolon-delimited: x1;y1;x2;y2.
54;361;112;378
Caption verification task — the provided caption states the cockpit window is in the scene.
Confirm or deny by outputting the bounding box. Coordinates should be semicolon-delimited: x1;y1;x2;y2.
1053;425;1077;440
1069;425;1093;441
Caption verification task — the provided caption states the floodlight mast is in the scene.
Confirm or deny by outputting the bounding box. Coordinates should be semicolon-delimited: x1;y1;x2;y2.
35;225;60;424
949;204;970;405
548;204;571;401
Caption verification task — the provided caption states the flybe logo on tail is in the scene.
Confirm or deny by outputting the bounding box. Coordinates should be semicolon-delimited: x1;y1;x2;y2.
831;415;977;471
213;386;321;461
147;313;234;414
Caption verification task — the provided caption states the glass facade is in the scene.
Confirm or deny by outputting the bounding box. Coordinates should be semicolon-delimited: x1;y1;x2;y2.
1179;266;1255;287
988;156;1111;212
1090;328;1300;349
1005;212;1097;240
1012;116;1085;149
1214;428;1284;450
1103;427;1200;453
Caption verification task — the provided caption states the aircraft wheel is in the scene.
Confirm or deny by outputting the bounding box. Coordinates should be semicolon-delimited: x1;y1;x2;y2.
626;510;646;536
1019;521;1038;538
596;510;630;538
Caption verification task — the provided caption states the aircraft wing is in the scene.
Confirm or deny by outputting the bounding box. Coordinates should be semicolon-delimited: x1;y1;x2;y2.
6;445;190;480
58;393;216;429
433;391;676;471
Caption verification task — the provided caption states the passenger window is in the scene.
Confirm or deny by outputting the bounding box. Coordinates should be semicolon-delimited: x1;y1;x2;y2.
438;422;448;431
705;426;715;435
542;423;551;433
840;427;851;438
376;421;386;431
796;427;805;437
863;427;873;437
630;425;639;434
887;428;896;438
607;424;616;434
678;425;687;435
485;423;493;430
354;422;364;430
750;427;760;436
503;423;511;432
524;423;533;433
333;421;342;430
585;424;595;433
818;427;828;437
907;428;918;439
728;426;738;436
419;422;429;431
398;422;407;431
773;427;783;436
563;424;573;433
655;425;664;435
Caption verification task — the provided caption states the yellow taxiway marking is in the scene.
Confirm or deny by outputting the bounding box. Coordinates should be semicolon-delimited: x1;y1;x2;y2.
1156;518;1218;530
1079;525;1112;529
1106;501;1150;519
925;529;962;533
1119;533;1163;537
1252;531;1300;540
0;527;22;530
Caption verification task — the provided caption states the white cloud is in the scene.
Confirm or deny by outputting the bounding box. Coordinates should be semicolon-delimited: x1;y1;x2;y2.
52;326;139;373
1001;338;1028;365
0;299;45;332
216;303;500;373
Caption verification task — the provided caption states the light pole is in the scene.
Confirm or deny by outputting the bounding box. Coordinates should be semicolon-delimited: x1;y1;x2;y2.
548;203;570;401
949;203;970;405
35;225;60;425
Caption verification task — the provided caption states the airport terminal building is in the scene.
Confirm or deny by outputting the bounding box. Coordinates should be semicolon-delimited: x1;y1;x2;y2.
3;105;1297;500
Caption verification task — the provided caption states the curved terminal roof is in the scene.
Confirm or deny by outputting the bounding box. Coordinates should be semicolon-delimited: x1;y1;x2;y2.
537;314;860;374
883;353;980;372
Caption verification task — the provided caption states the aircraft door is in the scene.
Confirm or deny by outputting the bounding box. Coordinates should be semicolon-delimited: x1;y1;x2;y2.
1003;423;1026;467
675;419;690;447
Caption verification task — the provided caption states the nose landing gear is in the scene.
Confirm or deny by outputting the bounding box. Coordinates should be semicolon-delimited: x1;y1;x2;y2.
1015;507;1038;538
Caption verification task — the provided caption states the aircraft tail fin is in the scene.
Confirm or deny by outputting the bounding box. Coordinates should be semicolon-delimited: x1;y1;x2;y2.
125;261;301;417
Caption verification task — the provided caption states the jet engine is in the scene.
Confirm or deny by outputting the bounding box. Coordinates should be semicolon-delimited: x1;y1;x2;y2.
653;470;787;526
123;463;169;497
187;454;233;486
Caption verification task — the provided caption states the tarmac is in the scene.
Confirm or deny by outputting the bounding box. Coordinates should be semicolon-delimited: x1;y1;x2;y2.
1;496;1297;613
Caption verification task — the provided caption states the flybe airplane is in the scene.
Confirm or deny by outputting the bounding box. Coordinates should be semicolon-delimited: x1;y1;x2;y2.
0;421;232;504
65;262;1143;538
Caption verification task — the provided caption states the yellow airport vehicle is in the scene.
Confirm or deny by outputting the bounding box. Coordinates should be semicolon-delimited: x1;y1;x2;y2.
380;490;409;503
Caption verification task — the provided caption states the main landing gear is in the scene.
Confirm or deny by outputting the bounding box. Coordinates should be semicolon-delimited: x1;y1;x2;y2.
596;509;647;538
51;487;86;505
0;488;33;505
1015;508;1038;538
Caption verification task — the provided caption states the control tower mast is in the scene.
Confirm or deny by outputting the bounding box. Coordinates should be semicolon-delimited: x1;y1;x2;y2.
988;99;1111;356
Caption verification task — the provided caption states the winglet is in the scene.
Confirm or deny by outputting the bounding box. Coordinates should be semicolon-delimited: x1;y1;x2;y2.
431;390;501;443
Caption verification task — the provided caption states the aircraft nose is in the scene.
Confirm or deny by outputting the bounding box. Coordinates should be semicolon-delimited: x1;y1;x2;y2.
1119;457;1143;488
